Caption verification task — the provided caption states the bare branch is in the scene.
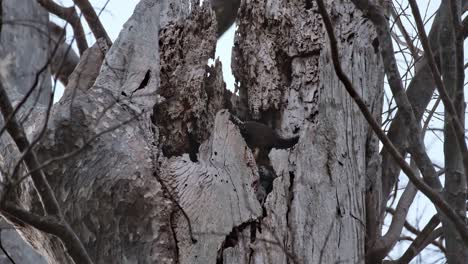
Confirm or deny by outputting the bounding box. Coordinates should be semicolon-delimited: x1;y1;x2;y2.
375;174;417;258
0;82;93;264
356;2;444;220
397;216;441;264
422;97;441;134
37;0;88;54
386;208;446;254
380;3;468;215
48;22;79;85
390;7;422;59
317;0;468;250
407;0;468;182
1;203;63;234
72;0;111;45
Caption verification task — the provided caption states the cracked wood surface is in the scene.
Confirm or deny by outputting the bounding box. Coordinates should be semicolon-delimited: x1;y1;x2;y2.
0;1;183;263
232;0;383;263
0;0;383;263
161;110;262;264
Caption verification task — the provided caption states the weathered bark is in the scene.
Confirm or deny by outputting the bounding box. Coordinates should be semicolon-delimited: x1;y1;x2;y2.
160;110;262;263
0;220;46;264
0;0;49;263
0;0;384;263
0;0;185;263
440;0;468;262
232;0;383;263
0;0;51;105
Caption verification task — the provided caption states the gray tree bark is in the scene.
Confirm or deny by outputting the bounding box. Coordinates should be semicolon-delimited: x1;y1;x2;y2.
0;0;383;263
231;1;383;262
440;0;468;262
0;0;49;263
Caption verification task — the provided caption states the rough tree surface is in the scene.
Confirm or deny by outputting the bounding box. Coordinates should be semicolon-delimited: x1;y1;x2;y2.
0;0;384;263
231;0;383;263
0;0;49;262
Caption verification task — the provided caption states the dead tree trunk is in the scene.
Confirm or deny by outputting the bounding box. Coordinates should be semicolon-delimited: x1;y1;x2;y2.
0;0;383;263
230;1;383;263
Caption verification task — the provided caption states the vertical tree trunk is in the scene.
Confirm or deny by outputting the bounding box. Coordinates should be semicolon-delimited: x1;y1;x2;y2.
0;0;383;263
440;0;468;262
0;0;49;263
231;1;383;263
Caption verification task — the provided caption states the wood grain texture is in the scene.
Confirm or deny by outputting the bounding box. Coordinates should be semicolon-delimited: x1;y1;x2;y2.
161;110;262;264
232;0;383;263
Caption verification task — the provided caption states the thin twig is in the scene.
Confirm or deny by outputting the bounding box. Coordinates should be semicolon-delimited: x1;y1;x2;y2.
390;7;422;59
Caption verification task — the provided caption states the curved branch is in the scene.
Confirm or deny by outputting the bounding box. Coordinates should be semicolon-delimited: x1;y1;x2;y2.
317;0;468;250
374;179;417;258
72;0;111;45
48;22;79;85
0;82;93;264
37;0;88;54
407;0;468;191
381;4;468;212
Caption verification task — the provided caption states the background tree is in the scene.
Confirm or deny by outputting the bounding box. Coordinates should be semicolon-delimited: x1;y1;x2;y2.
0;0;466;264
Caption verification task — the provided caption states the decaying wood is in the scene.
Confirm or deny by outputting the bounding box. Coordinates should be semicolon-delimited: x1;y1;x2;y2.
161;110;262;264
1;1;176;263
155;3;222;159
233;0;383;262
0;0;390;263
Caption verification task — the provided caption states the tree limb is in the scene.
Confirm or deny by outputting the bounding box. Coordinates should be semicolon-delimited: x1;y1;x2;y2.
373;175;417;259
407;0;468;191
48;22;79;86
352;1;443;212
380;3;468;213
386;208;446;254
317;0;468;250
72;0;111;45
37;0;88;54
0;82;93;264
397;216;441;264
